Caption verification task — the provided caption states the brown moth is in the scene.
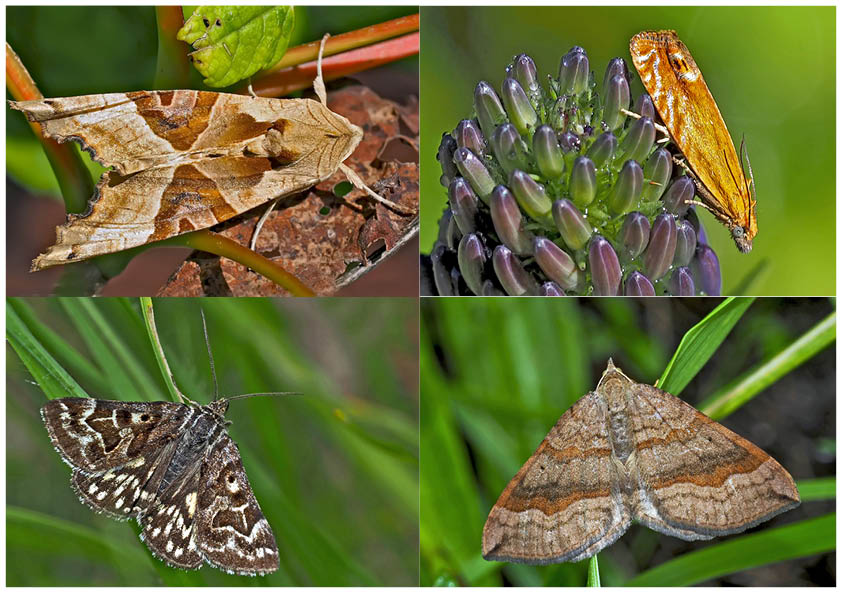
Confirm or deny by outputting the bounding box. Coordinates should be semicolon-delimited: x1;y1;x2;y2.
10;39;407;272
482;359;799;565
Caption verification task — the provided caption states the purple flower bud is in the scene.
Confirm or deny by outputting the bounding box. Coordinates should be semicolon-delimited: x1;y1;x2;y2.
430;243;455;296
692;244;722;296
603;74;630;130
437;208;460;249
570;156;597;207
539;281;566;296
624;271;655;296
492;245;539;296
685;208;710;245
601;57;630;93
454;147;495;202
552;199;592;251
673;220;697;267
643;213;677;280
619;116;655;164
474;81;508;139
669;266;695;296
509;169;552;223
587;132;618;169
533;125;565;179
481;280;505;296
437;133;458;187
608;159;643;215
533;236;580;290
454;119;486;155
559;131;581;153
620;211;650;260
634;93;656;120
661;175;695;216
559;46;589;95
491;123;528;175
448;177;479;235
490;185;534;255
501;77;538;136
641;148;673;202
589;235;621;296
457;233;486;295
512;54;540;100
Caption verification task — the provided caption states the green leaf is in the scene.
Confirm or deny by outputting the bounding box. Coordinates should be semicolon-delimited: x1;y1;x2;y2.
797;477;836;502
698;311;835;418
6;301;88;399
658;297;754;396
177;6;294;87
625;513;836;586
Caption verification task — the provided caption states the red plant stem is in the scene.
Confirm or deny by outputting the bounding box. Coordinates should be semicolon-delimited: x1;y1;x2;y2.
6;42;92;214
246;32;419;98
178;230;316;296
274;13;419;69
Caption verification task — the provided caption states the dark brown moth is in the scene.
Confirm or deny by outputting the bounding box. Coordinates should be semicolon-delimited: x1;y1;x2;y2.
482;360;799;564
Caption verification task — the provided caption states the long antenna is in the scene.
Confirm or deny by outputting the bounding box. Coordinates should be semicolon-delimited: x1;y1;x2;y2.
224;391;302;402
200;308;219;401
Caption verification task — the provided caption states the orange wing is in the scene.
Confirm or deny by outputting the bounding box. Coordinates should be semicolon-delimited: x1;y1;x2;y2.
629;30;756;253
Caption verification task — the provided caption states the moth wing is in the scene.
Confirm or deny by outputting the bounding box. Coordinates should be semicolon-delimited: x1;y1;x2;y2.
629;31;752;229
29;96;363;270
482;391;631;564
628;383;799;539
195;435;279;575
140;463;205;570
41;397;188;473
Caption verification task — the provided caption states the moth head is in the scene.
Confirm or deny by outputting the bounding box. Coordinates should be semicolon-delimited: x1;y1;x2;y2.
731;225;753;253
597;359;633;407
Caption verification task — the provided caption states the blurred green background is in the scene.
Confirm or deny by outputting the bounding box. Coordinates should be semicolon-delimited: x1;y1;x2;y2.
420;6;835;295
7;297;418;586
420;297;835;586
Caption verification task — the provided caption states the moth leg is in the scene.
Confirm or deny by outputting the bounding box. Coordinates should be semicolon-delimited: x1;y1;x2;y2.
620;108;670;136
338;163;417;214
249;198;281;251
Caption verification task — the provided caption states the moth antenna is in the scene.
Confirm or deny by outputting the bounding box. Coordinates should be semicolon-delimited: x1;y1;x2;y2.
740;135;757;201
313;33;329;106
224;391;302;403
200;308;219;401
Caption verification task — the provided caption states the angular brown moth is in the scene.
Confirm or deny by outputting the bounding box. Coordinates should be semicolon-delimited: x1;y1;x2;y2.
11;36;410;272
482;360;799;565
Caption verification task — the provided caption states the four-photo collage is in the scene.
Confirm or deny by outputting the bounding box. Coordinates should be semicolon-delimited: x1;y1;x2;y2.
5;4;836;588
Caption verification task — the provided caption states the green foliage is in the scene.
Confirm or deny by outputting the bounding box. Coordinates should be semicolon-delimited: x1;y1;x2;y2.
177;6;295;87
6;298;418;586
420;6;836;295
420;297;835;586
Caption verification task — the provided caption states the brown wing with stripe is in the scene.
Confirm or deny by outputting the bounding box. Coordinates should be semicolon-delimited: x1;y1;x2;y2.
627;383;799;539
482;392;631;564
629;30;756;251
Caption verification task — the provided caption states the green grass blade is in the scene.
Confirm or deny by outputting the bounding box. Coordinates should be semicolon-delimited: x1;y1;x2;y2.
7;302;88;399
140;297;184;403
699;311;835;418
797;477;835;502
659;297;755;395
587;556;600;587
625;513;836;586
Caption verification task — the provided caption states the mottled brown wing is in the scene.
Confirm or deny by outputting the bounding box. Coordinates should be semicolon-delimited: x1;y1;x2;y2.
195;435;279;575
482;392;631;564
10;92;360;176
140;463;205;570
628;383;799;539
12;91;362;270
629;31;756;243
41;398;188;473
